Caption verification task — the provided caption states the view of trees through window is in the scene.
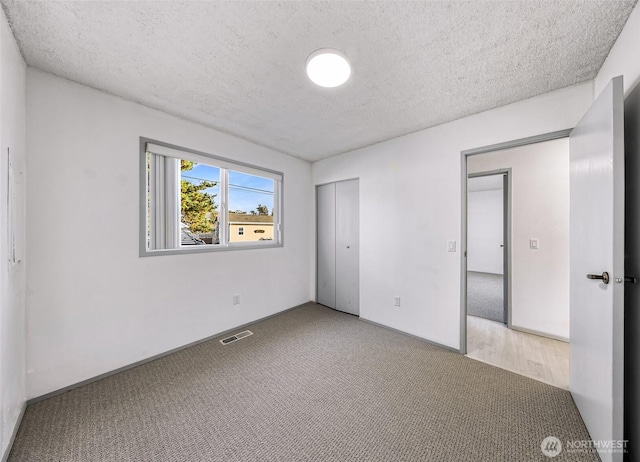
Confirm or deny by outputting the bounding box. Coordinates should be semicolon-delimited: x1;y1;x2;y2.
180;160;220;245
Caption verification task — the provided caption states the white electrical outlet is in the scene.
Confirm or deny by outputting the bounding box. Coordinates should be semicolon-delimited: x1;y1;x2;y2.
447;240;456;252
233;294;240;305
394;296;401;307
530;238;540;250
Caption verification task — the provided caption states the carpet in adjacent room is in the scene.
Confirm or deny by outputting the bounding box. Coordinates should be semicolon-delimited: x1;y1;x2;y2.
467;270;505;323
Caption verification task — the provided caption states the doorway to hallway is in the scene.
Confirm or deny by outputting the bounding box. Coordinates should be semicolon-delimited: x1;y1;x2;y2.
461;137;571;390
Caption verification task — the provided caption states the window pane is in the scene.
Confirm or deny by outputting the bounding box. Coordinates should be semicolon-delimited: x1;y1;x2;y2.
228;170;275;243
180;160;220;246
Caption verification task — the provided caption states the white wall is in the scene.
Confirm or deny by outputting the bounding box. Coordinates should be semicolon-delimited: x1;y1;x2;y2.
312;82;592;349
467;187;504;275
0;7;26;460
25;69;313;399
468;139;570;340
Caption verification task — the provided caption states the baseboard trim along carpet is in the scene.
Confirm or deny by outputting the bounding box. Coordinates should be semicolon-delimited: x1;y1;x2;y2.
359;316;460;353
1;402;26;462
27;302;313;405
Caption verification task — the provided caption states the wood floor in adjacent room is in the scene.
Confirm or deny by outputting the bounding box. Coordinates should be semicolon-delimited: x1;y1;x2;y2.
466;315;570;389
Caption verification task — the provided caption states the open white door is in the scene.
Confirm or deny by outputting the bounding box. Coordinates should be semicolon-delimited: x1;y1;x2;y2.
570;76;625;462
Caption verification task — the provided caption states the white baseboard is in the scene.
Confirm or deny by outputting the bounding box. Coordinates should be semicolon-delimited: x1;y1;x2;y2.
510;324;569;343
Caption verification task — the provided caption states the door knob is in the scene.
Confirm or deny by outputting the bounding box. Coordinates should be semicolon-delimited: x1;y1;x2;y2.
587;272;610;284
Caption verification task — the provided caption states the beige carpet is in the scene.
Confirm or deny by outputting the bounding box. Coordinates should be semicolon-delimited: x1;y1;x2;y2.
9;303;597;461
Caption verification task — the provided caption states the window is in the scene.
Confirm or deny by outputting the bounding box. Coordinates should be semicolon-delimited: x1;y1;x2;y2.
141;138;283;256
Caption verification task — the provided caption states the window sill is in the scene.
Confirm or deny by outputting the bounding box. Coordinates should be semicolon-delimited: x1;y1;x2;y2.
140;242;283;257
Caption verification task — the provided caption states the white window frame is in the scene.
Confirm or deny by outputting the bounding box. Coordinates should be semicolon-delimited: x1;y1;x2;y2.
238;226;244;236
140;138;283;256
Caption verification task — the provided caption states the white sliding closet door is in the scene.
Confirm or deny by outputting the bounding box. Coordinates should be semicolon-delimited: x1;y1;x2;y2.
317;183;336;308
335;180;359;315
317;179;359;316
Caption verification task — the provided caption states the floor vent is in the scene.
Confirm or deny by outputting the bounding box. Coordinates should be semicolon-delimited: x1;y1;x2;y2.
220;330;253;345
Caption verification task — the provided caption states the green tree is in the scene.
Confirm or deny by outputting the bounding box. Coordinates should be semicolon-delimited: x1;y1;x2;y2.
181;160;217;233
255;204;269;216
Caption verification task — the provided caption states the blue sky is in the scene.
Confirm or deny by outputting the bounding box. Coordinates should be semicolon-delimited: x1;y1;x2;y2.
182;163;274;214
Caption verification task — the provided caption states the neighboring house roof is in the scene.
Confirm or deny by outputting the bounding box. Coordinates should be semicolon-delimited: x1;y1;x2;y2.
181;229;206;245
229;213;273;224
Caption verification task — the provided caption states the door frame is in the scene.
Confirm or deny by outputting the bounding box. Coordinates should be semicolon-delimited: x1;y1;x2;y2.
467;169;512;328
623;79;640;462
459;129;572;354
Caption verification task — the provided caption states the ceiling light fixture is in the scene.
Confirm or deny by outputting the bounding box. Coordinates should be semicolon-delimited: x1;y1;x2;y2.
306;49;351;88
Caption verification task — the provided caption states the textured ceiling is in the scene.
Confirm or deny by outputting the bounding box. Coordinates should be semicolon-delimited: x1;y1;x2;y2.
2;1;636;162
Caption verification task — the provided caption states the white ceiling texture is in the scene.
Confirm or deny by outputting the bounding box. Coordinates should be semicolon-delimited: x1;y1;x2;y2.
2;1;637;162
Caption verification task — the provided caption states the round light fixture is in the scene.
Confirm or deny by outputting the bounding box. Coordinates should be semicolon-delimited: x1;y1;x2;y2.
306;49;351;88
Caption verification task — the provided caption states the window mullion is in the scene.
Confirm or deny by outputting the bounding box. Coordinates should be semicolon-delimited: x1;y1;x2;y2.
220;168;229;246
274;180;281;244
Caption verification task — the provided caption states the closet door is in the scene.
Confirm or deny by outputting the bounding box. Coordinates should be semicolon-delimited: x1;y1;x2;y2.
317;183;336;308
317;179;359;315
335;180;359;315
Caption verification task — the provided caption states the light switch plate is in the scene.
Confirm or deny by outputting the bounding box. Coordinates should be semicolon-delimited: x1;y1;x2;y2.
530;238;539;250
447;240;456;252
